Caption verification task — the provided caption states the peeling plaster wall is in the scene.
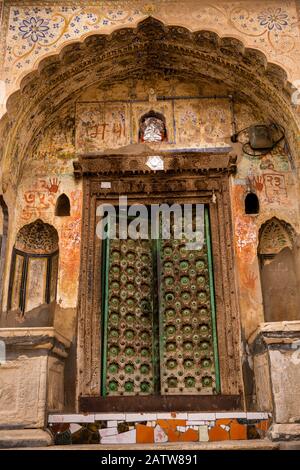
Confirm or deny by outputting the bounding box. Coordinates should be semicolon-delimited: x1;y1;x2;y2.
3;75;299;340
0;1;300;413
269;349;300;423
4;123;82;339
231;137;300;339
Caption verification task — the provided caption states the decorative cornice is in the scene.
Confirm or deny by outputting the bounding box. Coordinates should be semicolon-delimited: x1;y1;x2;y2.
0;326;71;358
73;151;237;178
249;321;300;355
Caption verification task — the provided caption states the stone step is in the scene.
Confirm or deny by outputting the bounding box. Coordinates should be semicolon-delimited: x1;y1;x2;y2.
0;430;52;449
7;439;279;450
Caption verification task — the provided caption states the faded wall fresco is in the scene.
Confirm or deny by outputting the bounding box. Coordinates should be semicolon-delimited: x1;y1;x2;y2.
76;97;231;153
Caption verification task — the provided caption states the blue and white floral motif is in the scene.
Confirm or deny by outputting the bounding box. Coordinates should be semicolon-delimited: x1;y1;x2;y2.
258;8;289;31
19;17;49;42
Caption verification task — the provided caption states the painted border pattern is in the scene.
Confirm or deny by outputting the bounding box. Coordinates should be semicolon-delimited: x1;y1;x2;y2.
1;0;300;102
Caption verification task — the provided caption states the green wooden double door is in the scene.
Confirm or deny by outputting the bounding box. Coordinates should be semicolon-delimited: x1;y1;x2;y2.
101;206;220;397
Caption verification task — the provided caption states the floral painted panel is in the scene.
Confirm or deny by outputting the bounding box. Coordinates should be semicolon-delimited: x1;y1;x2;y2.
174;98;231;149
1;0;299;101
3;4;146;91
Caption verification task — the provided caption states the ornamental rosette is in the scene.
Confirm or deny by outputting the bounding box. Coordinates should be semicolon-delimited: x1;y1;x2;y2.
19;17;49;43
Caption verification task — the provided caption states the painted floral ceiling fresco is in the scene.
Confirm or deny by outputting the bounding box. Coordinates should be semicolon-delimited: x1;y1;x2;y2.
0;0;300;113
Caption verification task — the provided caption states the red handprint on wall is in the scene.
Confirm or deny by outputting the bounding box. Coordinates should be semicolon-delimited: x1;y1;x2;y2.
243;271;257;290
46;177;60;194
249;176;264;192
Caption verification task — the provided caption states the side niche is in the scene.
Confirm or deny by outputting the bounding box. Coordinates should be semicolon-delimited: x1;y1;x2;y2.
245;192;259;215
55;193;71;217
258;218;300;322
8;219;59;315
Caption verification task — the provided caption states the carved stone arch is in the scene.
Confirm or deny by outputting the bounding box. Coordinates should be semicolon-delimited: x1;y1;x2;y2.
258;217;295;256
15;219;59;254
0;16;299;187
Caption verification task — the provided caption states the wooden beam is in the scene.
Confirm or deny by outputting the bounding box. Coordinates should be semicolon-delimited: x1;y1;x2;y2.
79;394;242;412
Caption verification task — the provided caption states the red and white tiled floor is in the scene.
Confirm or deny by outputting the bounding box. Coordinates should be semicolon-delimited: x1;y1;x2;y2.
48;412;272;445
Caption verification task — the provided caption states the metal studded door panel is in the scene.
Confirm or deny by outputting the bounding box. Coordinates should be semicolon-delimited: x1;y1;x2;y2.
102;236;156;396
101;206;220;397
159;207;219;395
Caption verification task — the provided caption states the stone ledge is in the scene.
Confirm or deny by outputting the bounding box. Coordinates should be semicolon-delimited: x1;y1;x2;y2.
268;424;300;441
249;321;300;355
10;439;279;451
0;327;71;347
0;429;53;449
249;321;300;344
0;327;71;358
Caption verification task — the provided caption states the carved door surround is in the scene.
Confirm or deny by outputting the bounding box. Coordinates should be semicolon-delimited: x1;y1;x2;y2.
75;150;244;411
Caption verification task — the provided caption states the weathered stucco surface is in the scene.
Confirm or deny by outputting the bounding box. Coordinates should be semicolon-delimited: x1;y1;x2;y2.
0;328;70;428
251;322;300;427
0;0;300;440
253;352;273;412
0;355;48;427
269;349;300;424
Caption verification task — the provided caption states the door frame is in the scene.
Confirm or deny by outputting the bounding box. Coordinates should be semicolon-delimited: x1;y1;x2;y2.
75;151;244;411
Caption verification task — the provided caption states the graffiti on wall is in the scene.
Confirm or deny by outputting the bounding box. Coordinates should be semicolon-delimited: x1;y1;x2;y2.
249;172;288;204
76;103;129;153
21;178;61;221
263;173;287;203
76;98;231;153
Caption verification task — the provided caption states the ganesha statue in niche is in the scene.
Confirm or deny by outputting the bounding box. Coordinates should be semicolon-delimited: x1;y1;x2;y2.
140;115;167;143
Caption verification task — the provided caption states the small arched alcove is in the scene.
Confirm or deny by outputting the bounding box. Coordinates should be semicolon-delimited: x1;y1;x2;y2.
8;219;59;315
245;192;259;215
258;218;300;322
139;111;167;143
55;193;71;217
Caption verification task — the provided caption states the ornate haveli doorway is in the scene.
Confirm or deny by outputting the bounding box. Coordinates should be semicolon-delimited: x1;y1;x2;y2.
75;150;243;412
2;6;300;446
